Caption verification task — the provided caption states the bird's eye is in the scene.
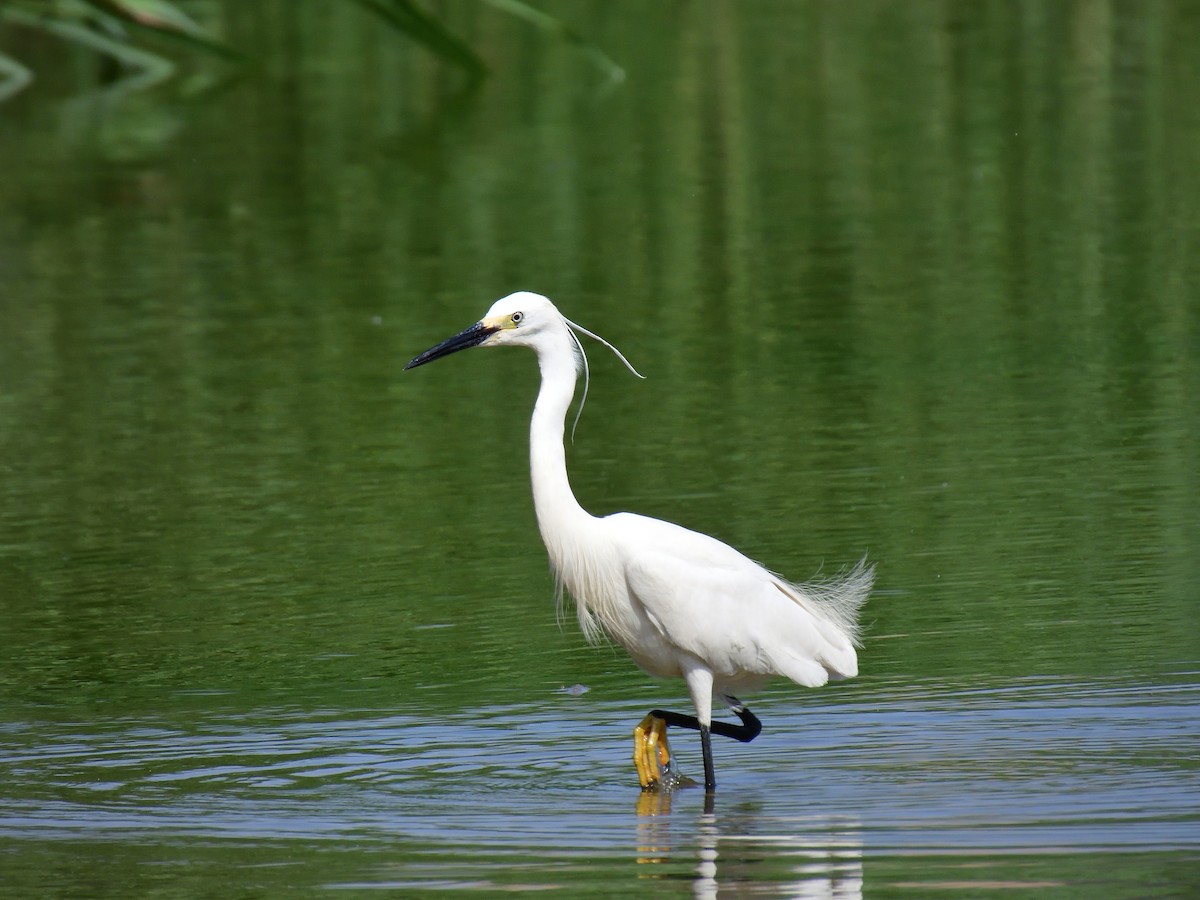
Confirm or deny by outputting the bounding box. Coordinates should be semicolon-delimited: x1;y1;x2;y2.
511;312;524;324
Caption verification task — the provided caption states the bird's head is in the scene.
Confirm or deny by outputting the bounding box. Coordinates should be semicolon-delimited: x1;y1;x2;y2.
404;291;565;369
478;291;567;350
405;293;643;442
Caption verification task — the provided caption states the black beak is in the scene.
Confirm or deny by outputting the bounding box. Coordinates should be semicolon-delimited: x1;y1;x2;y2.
404;321;499;370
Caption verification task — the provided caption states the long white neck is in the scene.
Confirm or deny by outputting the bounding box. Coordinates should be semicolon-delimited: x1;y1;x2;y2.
529;332;593;556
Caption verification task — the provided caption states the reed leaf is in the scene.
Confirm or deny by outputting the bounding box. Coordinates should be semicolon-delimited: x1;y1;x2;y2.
349;0;486;79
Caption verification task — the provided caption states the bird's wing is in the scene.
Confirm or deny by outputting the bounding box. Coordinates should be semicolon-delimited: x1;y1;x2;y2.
611;514;849;687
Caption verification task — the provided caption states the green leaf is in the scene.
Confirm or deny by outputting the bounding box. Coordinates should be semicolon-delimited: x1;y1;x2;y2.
350;0;486;79
78;0;245;61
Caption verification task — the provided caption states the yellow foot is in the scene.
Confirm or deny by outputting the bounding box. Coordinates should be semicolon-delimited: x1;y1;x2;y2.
633;714;672;790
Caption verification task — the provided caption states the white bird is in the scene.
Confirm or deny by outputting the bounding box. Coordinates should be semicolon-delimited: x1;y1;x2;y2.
405;292;873;793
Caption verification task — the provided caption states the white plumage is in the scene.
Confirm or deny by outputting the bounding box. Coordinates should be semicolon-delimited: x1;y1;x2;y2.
406;291;873;792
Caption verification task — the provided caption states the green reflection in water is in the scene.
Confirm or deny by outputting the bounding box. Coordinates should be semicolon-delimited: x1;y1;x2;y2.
2;0;1195;712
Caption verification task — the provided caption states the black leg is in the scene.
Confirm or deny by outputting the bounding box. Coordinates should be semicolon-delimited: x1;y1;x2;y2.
699;724;715;792
648;703;762;743
643;701;762;793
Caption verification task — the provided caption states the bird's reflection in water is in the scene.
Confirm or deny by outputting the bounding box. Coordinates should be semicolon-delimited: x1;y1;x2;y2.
634;788;676;866
635;795;862;899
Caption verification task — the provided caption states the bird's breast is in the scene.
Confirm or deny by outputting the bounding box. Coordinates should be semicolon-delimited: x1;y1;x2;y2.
544;529;675;666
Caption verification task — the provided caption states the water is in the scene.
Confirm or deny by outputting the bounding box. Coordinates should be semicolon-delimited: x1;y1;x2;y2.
3;681;1197;894
2;1;1199;895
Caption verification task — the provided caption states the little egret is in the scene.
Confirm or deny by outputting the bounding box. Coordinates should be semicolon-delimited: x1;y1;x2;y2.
405;292;873;793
